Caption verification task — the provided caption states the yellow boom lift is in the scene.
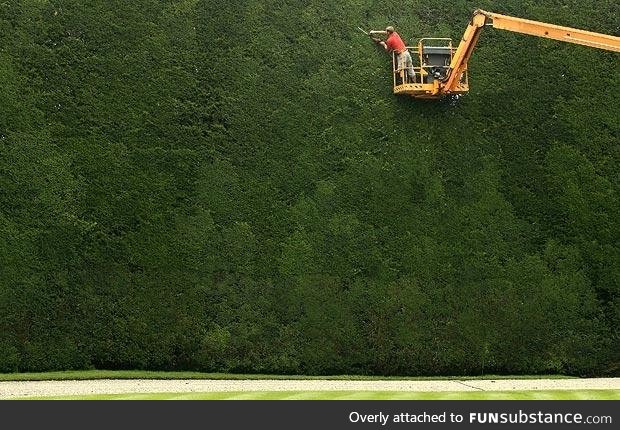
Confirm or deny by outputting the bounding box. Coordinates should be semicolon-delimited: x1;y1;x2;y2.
368;9;620;99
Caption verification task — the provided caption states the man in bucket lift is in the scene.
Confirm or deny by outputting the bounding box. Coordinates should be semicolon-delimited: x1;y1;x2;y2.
371;26;415;83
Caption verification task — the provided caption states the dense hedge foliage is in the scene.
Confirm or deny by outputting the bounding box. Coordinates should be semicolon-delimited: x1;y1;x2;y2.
0;0;618;375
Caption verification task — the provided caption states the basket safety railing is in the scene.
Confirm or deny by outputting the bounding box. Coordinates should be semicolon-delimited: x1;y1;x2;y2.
392;38;468;88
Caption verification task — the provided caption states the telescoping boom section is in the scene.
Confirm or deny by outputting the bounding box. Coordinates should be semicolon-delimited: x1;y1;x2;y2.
394;9;620;99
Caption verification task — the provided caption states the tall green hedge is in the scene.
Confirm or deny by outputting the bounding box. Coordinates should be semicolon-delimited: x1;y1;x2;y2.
0;0;617;375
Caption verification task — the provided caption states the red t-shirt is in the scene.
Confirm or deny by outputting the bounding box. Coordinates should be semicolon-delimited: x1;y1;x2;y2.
386;32;406;53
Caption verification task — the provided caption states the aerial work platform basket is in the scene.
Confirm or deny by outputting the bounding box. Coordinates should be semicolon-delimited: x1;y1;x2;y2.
392;38;469;99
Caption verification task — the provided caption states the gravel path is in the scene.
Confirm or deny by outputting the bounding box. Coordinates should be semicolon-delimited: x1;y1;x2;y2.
0;378;618;399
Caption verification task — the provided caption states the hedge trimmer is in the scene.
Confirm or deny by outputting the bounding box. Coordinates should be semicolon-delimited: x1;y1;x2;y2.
358;26;383;45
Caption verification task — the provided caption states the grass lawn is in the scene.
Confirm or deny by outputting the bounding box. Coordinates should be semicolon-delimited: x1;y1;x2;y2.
0;370;574;382
20;390;619;400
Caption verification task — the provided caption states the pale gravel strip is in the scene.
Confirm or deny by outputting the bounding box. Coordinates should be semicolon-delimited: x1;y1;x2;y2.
0;378;618;399
465;378;620;391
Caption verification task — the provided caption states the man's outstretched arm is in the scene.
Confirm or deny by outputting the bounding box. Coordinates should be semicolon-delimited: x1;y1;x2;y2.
368;30;388;51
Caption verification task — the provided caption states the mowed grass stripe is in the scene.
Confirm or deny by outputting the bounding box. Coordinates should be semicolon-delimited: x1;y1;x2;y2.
18;390;619;400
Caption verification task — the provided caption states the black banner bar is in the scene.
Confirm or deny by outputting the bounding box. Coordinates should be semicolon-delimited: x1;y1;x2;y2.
2;400;617;430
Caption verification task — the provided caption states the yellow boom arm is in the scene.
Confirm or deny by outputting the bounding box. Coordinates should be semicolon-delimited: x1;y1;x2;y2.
443;9;620;92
